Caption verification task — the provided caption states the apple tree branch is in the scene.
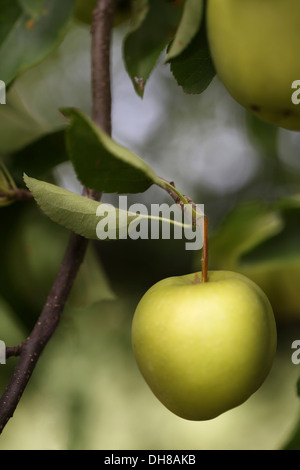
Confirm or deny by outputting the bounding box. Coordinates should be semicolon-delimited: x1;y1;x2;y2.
0;0;117;434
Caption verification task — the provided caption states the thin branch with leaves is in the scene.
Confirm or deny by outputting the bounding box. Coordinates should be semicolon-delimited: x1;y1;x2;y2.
0;0;117;434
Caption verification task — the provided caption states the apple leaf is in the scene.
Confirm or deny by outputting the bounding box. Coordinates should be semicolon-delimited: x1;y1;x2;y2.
24;174;119;240
275;194;300;211
0;1;21;45
165;0;204;62
280;373;300;449
0;0;74;85
240;224;300;265
206;197;300;322
208;201;283;269
169;23;216;94
240;197;300;265
61;107;163;194
123;0;183;97
24;175;196;242
73;0;98;24
18;0;46;19
8;130;67;185
281;395;300;450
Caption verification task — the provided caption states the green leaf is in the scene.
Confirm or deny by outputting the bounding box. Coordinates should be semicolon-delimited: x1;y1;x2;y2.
297;376;300;398
0;85;48;154
207;198;300;322
0;21;91;155
61;107;163;194
24;174;146;240
208;196;300;271
7;130;67;186
0;1;21;45
24;175;196;243
24;174;109;239
1;203;114;328
281;381;300;450
166;0;203;62
18;0;46;19
0;159;17;207
240;200;300;265
123;0;183;97
282;420;300;450
0;159;16;191
170;22;216;94
73;0;97;24
275;194;300;211
209;201;283;269
0;0;74;85
241;221;300;265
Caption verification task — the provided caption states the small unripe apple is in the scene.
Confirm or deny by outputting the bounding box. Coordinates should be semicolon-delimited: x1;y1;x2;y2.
206;0;300;131
132;271;277;420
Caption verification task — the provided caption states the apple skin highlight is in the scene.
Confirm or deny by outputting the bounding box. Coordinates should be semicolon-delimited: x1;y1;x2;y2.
132;271;277;421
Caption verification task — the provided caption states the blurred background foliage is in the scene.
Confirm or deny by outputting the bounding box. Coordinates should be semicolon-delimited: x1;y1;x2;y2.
1;4;300;449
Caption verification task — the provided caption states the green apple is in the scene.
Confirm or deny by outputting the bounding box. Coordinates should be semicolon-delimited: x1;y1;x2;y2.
131;271;277;421
206;0;300;131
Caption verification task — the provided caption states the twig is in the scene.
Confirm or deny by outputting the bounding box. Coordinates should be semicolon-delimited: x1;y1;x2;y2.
0;233;89;432
0;0;117;434
5;345;22;359
0;188;33;202
12;188;34;201
91;0;117;134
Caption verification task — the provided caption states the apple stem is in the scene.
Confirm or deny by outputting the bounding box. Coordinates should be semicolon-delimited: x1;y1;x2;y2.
158;178;204;225
157;177;209;282
202;215;208;283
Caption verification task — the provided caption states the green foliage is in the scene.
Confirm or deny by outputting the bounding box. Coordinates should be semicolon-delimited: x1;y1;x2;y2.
0;0;74;85
0;160;17;206
24;174;107;240
208;202;283;269
169;22;215;94
0;23;91;155
0;201;115;331
281;374;300;450
0;0;300;450
18;0;46;19
241;208;300;265
123;0;183;97
24;175;195;242
122;0;215;96
0;1;21;46
207;198;300;321
73;0;97;24
7;131;67;185
61;108;163;193
165;0;203;61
